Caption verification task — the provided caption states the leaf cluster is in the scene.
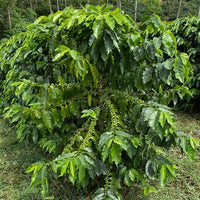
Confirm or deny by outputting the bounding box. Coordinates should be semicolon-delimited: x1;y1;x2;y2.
169;16;200;110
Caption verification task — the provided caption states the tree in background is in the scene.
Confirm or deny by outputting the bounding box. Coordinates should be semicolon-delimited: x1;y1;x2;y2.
176;0;182;19
0;0;38;39
161;0;199;21
135;0;138;21
199;6;200;16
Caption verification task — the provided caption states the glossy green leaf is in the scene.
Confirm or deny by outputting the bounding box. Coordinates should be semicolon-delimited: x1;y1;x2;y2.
143;67;153;84
41;110;53;133
93;18;104;38
160;165;167;183
104;14;115;30
166;164;176;177
111;143;121;166
174;57;185;83
162;30;177;57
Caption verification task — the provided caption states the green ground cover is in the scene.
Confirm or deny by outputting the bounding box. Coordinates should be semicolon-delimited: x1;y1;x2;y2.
0;112;199;200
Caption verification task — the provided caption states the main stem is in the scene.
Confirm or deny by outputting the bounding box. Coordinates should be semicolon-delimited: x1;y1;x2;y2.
98;73;103;102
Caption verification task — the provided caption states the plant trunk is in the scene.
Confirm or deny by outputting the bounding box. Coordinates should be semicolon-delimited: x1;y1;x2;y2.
87;0;89;4
35;0;38;8
48;0;52;13
198;6;200;17
107;0;109;5
30;0;33;10
57;0;59;11
118;0;121;9
64;0;67;7
176;0;182;19
7;5;12;29
134;0;138;22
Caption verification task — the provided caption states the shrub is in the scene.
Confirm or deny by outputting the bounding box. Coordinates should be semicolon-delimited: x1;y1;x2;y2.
0;5;198;199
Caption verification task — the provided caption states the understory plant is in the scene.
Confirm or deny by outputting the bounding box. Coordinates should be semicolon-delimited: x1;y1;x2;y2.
0;5;198;199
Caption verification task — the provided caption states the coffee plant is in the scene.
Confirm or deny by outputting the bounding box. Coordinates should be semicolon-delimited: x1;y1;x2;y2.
169;16;200;109
0;5;198;199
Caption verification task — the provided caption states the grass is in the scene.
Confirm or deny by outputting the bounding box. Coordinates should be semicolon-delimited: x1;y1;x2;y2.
0;119;44;200
0;112;199;200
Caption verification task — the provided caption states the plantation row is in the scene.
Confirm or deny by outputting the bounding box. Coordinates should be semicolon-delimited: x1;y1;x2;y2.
0;5;199;199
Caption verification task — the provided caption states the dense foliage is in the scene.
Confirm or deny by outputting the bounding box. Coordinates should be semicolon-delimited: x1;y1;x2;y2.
169;16;200;109
0;5;198;199
0;0;199;38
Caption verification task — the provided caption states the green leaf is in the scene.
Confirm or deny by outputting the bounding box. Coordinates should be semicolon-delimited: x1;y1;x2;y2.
160;165;167;184
128;170;135;182
162;30;177;57
174;57;185;83
164;59;173;70
180;137;187;154
124;171;132;186
112;12;122;25
144;186;158;196
131;32;141;44
153;37;161;49
93;188;105;200
77;14;86;25
81;109;96;119
70;161;76;177
107;189;121;200
93;18;104;38
144;107;158;129
159;112;165;128
131;137;140;148
145;160;155;179
104;34;114;54
53;46;68;61
60;161;70;177
158;63;170;83
79;167;85;182
143;67;153;84
48;85;63;105
163;112;175;127
102;145;109;162
186;140;196;161
104;14;115;30
61;105;69;121
53;11;63;23
111;143;121;166
180;53;189;65
41;110;53;133
166;164;176;178
114;136;129;151
98;132;113;150
115;131;132;139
